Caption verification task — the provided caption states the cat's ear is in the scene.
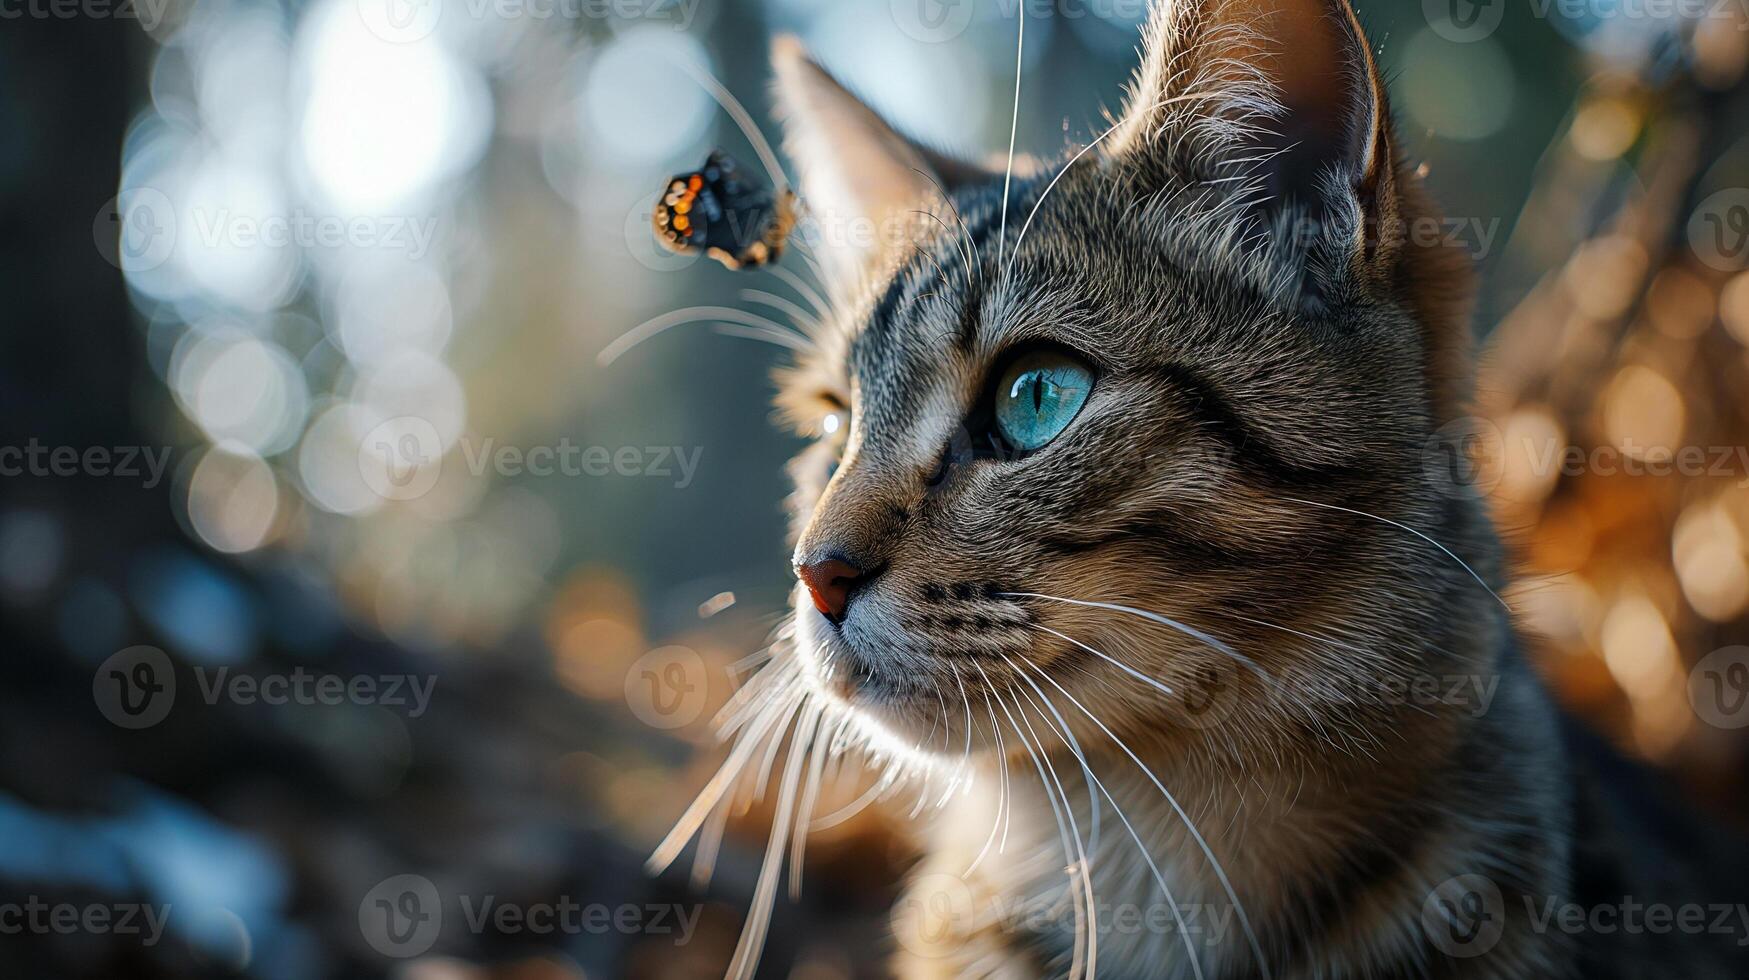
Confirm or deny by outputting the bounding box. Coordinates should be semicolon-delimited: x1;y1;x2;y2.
1107;0;1394;256
771;36;987;296
1110;0;1475;420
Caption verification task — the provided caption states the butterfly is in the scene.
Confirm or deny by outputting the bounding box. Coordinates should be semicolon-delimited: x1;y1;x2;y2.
653;149;797;271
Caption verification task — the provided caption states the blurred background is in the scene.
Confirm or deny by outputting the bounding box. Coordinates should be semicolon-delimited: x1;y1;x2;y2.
3;0;1748;976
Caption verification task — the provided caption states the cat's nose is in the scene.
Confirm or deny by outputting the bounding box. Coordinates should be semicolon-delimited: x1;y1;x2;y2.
797;557;865;625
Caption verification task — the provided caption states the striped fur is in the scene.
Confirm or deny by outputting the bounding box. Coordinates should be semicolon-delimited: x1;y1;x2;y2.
761;2;1749;977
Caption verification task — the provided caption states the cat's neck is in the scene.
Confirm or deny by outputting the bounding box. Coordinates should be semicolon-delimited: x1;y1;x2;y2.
909;634;1575;978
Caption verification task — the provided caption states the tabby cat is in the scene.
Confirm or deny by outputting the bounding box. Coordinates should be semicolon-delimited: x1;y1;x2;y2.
654;0;1749;976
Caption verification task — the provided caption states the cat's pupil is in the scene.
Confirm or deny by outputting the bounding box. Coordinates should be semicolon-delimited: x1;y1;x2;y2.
991;351;1094;453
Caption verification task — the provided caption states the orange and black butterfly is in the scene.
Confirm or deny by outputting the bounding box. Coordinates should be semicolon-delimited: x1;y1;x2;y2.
653;150;797;271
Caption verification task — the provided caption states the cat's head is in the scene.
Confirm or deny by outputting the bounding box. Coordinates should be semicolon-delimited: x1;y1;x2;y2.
771;0;1489;763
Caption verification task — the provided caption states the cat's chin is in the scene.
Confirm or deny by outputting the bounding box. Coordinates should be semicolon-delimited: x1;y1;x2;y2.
794;605;958;751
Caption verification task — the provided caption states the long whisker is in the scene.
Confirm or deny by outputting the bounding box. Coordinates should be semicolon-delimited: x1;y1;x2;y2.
747;695;797;807
671;57;790;197
599;306;811;366
948;663;974;805
712;323;815;352
725;702;820;980
966;688;1010;874
1283;496;1510;612
789;711;836;899
984;667;1095;980
995;0;1025;269
767;265;830;321
1033;666;1273;980
1009;652;1207;980
648;686;799;875
689;797;732;891
999;650;1101;857
739;288;822;335
1034;623;1174;699
1003;592;1270;683
808;773;886;831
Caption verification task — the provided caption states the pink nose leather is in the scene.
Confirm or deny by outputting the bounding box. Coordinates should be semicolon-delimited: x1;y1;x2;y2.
798;558;862;622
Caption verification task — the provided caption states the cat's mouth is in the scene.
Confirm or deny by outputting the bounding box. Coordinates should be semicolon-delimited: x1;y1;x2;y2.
792;581;1042;743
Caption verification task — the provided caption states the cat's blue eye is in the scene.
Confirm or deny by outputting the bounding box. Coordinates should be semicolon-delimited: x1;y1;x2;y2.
993;351;1093;452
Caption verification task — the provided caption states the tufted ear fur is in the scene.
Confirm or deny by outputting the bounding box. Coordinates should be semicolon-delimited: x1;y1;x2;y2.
770;36;991;300
1107;0;1476;423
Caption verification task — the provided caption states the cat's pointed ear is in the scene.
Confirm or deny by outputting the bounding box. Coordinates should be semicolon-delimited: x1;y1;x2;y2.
1107;0;1394;253
771;36;987;297
1110;0;1476;421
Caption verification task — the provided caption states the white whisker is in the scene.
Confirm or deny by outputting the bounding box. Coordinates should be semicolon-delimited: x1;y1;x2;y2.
996;0;1025;269
725;703;820;980
1032;666;1273;980
1003;592;1270;683
648;687;799;875
767;265;830;321
739;288;821;334
1283;496;1510;612
1009;652;1207;980
983;665;1095;980
599;306;812;366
